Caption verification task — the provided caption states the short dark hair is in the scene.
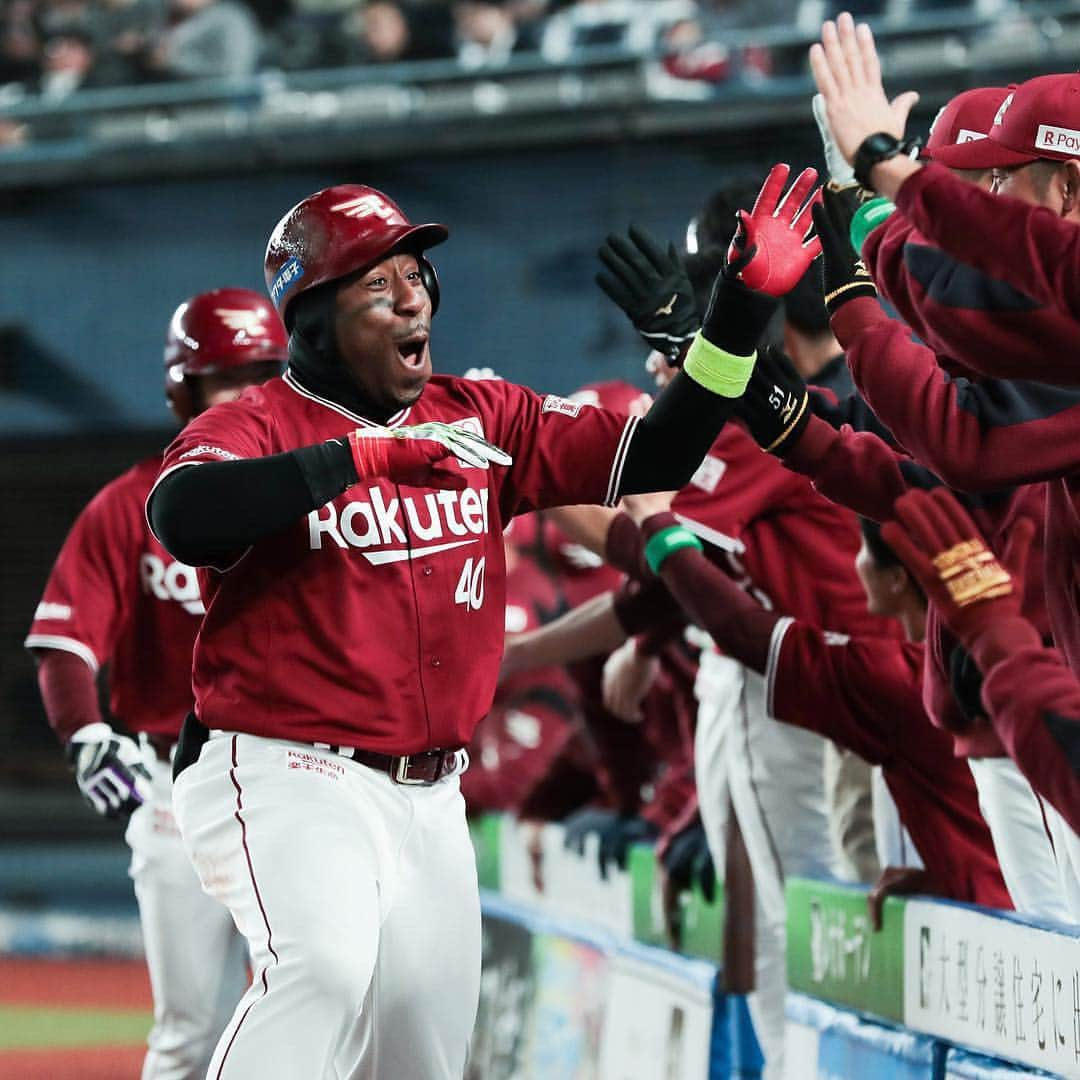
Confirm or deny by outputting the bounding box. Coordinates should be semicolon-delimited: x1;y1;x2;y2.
859;516;902;570
783;264;831;337
689;180;764;253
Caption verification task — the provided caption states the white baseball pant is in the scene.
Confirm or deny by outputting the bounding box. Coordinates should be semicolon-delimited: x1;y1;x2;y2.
967;755;1073;923
694;649;845;1080
126;752;249;1080
171;731;481;1080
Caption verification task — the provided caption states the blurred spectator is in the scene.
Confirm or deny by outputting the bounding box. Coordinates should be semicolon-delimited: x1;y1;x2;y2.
331;1;454;66
145;0;262;80
90;0;167;85
0;0;42;88
541;0;696;63
39;28;99;98
454;2;520;68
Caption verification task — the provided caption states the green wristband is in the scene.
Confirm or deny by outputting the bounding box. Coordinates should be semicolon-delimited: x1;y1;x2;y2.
644;525;703;575
683;333;756;399
849;196;896;254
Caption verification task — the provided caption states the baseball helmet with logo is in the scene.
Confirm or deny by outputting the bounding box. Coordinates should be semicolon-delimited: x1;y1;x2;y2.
164;287;289;422
264;185;448;327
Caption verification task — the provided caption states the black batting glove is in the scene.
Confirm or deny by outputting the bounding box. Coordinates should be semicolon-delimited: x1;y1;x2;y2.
736;347;811;455
596;226;699;364
661;822;716;903
597;815;659;879
812;187;878;317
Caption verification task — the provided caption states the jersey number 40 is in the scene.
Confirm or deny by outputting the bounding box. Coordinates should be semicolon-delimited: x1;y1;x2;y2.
455;557;486;612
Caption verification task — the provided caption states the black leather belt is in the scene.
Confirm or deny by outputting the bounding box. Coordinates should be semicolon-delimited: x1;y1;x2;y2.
318;744;463;786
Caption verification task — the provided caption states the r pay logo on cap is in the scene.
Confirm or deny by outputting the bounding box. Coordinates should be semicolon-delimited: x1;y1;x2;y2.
1036;123;1080;154
955;129;987;144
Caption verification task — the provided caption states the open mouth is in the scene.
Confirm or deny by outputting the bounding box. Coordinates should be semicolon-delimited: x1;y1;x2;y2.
396;337;428;370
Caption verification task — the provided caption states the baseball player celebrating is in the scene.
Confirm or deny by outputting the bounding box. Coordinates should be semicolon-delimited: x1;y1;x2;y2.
145;177;818;1077
25;288;288;1080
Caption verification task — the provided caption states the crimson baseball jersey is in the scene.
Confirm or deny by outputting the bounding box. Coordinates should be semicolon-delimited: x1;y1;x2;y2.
767;620;1011;908
153;372;637;752
461;549;577;815
26;455;202;741
672;423;896;640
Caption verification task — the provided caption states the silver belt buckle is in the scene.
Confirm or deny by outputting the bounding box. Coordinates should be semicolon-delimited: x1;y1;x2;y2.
394;754;426;785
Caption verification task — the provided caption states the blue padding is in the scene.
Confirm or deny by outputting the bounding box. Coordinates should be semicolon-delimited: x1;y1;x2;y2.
945;1047;1061;1079
787;993;943;1080
479;889;717;991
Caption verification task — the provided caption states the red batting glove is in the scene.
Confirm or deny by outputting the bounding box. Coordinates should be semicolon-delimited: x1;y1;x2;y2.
881;488;1033;651
347;421;512;491
726;163;823;297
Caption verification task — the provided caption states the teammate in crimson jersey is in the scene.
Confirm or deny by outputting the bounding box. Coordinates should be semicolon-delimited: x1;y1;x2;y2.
25;288;287;1080
460;532;579;815
620;489;1011;910
145;174;819;1077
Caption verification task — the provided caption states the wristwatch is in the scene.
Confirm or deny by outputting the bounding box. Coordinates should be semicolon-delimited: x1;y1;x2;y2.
853;132;922;189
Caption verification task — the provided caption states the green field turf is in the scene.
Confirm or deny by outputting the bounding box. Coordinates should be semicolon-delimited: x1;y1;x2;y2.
0;1005;151;1050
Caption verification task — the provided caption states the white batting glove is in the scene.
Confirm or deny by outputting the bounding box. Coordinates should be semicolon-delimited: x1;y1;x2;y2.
66;722;152;819
348;421;512;491
812;93;856;188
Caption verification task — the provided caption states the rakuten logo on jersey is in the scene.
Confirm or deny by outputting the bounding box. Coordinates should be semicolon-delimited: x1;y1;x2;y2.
139;554;205;615
309;485;491;564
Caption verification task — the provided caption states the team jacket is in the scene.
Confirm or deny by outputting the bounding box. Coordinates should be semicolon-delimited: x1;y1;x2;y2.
894;163;1080;366
863;178;1079;381
153;373;637;753
641;516;1011;908
26;455;200;741
766;622;1010;907
783;415;1049;758
460;550;579;815
839;193;1080;672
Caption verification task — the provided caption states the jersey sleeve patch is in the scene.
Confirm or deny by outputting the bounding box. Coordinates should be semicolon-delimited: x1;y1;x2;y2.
542;394;585;419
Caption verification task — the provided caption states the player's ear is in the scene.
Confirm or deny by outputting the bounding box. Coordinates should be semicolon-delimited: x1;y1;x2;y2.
1061;159;1080;217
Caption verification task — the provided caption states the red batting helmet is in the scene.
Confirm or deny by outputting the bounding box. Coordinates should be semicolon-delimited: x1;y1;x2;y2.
264;185;448;326
164;287;289;422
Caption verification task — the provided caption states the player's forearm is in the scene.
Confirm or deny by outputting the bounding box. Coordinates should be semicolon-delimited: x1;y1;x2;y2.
503;592;628;673
837;298;1080;490
34;649;103;744
544;504;619;559
149;440;356;566
783;413;910;523
617;370;738;496
640;513;776;673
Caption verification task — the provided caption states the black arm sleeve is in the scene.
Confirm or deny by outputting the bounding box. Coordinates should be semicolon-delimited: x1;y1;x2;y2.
149;439;357;567
616;370;736;496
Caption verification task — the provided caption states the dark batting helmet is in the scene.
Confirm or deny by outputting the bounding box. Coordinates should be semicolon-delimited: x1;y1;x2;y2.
164;287;289;422
263;185;448;327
